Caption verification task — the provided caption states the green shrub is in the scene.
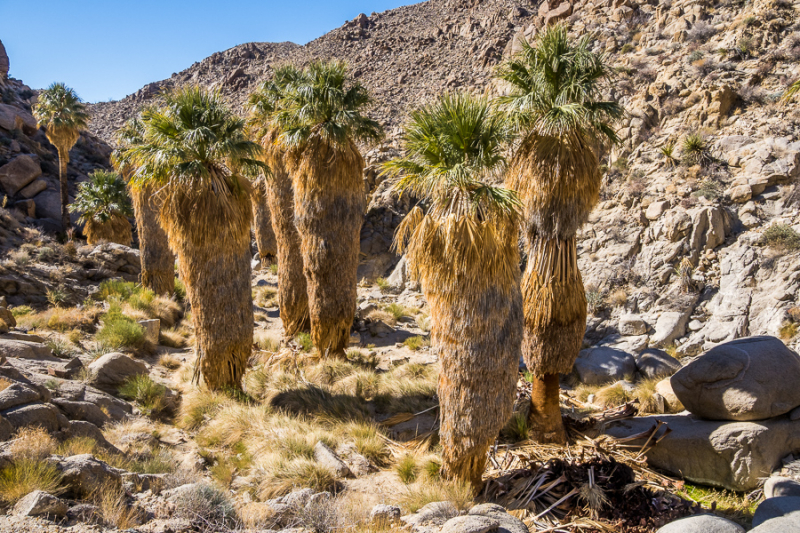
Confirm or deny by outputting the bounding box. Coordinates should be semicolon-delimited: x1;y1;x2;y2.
96;305;144;349
620;43;634;54
762;224;800;251
396;454;419;484
119;375;168;416
692;178;722;200
10;306;32;318
97;280;139;301
173;278;187;302
295;332;313;352
682;134;712;166
376;277;390;292
403;336;428;351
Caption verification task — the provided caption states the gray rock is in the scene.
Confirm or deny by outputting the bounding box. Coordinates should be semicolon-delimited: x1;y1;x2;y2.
0;155;42;197
0;106;37;136
635;349;682;379
284;487;315;508
752;497;800;528
750;514;800;532
645;200;670;220
88;352;148;392
56;454;122;498
0;339;57;361
765;477;800;499
371;504;401;524
313;441;353;478
469;503;527;533
650;310;691;347
0;415;13;441
122;472;166;494
68;421;120;453
606;414;800;491
138;319;160;345
440;515;498;533
12;490;68;518
656;514;744;532
671;336;800;421
66;503;101;523
574;347;636;385
2;403;68;433
401;502;459;532
0;382;41;410
385;256;408;293
619;314;647;336
53;398;111;428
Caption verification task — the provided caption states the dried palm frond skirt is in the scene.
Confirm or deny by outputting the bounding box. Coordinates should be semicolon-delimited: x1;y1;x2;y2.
84;215;132;246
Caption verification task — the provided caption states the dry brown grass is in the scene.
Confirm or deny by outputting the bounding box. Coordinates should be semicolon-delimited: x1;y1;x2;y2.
92;482;142;528
159;353;182;370
366;309;396;327
8;427;57;460
15;306;101;333
0;459;64;504
607;288;628;308
593;382;633;408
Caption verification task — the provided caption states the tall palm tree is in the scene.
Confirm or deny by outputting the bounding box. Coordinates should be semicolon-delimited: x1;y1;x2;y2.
384;93;522;489
113;116;176;296
247;66;310;336
252;179;277;265
275;61;383;357
496;24;622;443
125;87;266;390
70;169;133;246
32;83;90;231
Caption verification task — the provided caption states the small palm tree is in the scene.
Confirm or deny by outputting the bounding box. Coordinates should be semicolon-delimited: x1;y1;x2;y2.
125;87;266;390
384;93;522;490
70;170;133;246
113;116;176;296
496;23;623;443
275;60;384;357
247;66;310;336
32;83;90;231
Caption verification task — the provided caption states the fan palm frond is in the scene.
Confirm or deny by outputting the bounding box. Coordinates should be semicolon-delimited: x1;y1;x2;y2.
70;170;132;224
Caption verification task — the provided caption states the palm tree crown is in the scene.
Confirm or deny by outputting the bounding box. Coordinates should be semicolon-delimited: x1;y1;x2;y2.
70;170;132;224
275;60;384;150
32;82;90;147
247;65;303;144
496;23;622;144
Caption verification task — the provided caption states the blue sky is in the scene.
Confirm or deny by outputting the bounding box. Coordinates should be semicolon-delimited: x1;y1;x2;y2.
1;0;412;103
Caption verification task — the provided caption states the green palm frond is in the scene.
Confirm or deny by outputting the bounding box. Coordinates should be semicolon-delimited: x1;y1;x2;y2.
274;60;384;149
382;92;519;222
124;86;267;189
495;23;622;145
69;170;133;224
783;79;800;105
32;82;89;147
246;65;303;145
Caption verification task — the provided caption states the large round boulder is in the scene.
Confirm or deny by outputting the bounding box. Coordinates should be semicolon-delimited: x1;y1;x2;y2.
670;336;800;421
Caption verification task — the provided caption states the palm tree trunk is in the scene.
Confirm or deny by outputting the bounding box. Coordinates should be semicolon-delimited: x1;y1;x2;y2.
132;184;175;296
160;180;254;390
411;218;522;490
292;137;364;357
265;164;309;337
521;236;586;444
57;147;71;232
252;182;277;265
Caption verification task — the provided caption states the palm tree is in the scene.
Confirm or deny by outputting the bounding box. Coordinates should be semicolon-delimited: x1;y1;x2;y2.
496;24;623;443
70;169;133;245
113;116;176;296
252;179;277;266
275;61;383;356
384;93;522;489
247;66;310;337
32;83;90;231
125;87;266;390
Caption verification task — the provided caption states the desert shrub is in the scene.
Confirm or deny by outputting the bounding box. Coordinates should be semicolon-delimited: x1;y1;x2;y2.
46;338;75;358
174;482;238;529
93;483;142;529
608;288;628;308
295;332;314;352
256;457;337;499
396;454;419;484
173;278;187;301
36;247;56;262
46;286;69;307
634;379;663;414
780;321;799;340
96;304;144;349
253;286;278;308
687;22;717;42
675;257;695;293
682;134;712;166
594;383;633;408
762;224;800;251
255;332;281;352
692;178;722;200
659;140;678;166
0;459;63;503
397;478;472;513
403;336;429;351
8;250;30;266
375;277;390;292
119;375;168;416
10;305;32;317
385;303;413;321
501;411;529;442
586;286;604;315
620;43;634;53
8;427;57;460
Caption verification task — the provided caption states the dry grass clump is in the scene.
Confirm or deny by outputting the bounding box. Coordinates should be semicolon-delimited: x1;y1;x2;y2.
633;378;662;414
97;280;183;327
593;383;633;408
403;335;430;351
0;459;64;503
15;305;101;333
396;477;473;513
366;309;396;326
92;483;142;529
160;324;192;348
763;224;800;252
780;321;799;340
607;288;628;308
159;353;182;369
254;456;338;499
118;375;170;417
8;426;57;460
173;482;238;529
253;286;279;308
255;331;281;353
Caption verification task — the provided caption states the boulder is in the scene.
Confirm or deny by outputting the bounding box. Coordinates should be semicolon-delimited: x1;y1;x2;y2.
0;155;41;197
606;414;800;491
469;503;528;533
371;504;401;524
88;352;148;392
0;105;37;135
656;514;744;533
646;200;670;220
313;441;353;478
0;39;7;78
650;310;691;348
401;502;459;532
0;297;16;329
440;515;498;533
655;378;684;412
635;349;682;379
12;490;68;518
0;382;42;411
750;514;800;532
574;347;636;385
384;257;407;293
765;477;800;499
138;319;160;345
53;399;110;428
68;421;120;453
727;185;752;203
671;336;800;421
2;403;68;433
0;415;13;441
56;454;122;498
752;497;800;528
619;314;647;336
18;179;48;199
0;339;57;361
